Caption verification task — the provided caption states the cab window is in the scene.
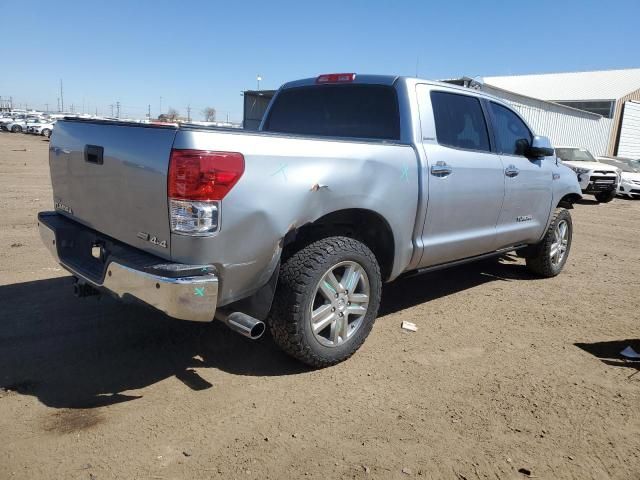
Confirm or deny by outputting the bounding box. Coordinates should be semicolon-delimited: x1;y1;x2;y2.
489;102;532;156
430;91;491;152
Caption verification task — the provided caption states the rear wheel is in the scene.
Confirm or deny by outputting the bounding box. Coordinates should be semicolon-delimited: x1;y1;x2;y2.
594;190;616;203
41;128;51;138
269;236;382;367
525;208;572;278
11;125;22;133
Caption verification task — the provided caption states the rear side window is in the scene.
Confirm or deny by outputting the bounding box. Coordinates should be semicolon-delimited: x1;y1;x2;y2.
489;102;532;156
430;91;490;152
263;85;400;140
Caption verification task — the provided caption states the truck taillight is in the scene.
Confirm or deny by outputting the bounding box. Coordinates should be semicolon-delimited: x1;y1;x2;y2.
168;149;244;235
168;149;244;201
316;73;356;83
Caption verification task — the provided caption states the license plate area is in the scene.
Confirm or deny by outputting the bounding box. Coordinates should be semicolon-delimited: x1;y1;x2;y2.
56;225;111;283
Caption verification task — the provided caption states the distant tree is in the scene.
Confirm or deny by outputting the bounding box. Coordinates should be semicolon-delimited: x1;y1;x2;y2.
165;108;180;121
202;107;217;122
157;108;183;123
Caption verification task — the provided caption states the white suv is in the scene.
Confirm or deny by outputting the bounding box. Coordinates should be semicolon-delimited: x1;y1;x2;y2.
555;147;620;203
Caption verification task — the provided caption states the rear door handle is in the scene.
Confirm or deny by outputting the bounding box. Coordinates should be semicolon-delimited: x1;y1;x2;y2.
430;161;452;177
505;165;519;177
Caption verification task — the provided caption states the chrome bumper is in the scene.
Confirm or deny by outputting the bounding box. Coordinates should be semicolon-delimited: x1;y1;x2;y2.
38;216;218;322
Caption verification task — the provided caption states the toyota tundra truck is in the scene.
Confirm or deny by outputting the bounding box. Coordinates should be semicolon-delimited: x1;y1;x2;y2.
38;73;582;367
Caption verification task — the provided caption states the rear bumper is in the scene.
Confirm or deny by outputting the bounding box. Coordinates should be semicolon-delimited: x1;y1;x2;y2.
38;212;218;322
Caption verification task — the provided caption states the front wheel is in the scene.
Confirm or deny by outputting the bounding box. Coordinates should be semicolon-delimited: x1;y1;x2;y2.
41;128;51;138
594;190;616;203
269;236;382;367
11;125;22;133
525;208;573;278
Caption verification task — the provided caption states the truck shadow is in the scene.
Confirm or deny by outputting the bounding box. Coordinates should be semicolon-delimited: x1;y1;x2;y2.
0;256;535;409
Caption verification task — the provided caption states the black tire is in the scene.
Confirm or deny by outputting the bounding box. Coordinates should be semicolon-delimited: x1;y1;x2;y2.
41;129;51;138
269;236;382;368
594;190;616;203
11;125;22;133
525;208;572;278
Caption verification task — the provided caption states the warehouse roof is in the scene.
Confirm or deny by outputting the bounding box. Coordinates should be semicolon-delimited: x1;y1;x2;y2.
482;68;640;101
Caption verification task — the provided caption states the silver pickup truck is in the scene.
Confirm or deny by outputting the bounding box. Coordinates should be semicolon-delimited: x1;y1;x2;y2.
39;73;582;367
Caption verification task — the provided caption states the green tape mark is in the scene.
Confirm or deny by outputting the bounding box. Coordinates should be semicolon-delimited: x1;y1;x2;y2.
270;163;288;181
194;287;205;297
400;165;409;182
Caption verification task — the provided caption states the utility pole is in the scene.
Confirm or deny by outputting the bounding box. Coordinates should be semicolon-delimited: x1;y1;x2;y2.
116;101;120;118
60;79;64;112
147;104;151;119
109;104;114;117
57;98;60;112
226;112;229;122
257;74;262;90
45;103;49;113
187;104;191;122
95;107;98;116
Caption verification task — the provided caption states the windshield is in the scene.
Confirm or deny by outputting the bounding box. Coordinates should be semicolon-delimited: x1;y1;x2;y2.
555;148;596;162
599;158;640;173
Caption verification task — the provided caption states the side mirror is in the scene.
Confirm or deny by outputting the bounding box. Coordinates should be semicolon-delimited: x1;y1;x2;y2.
528;135;554;158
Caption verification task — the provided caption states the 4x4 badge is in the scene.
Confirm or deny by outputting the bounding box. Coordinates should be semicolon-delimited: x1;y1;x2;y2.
137;231;167;248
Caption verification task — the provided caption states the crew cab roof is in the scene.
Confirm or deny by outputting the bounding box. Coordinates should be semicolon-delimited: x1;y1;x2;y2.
281;74;400;89
278;74;519;105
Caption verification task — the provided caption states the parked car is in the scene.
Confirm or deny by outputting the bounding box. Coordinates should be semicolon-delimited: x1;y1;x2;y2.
0;114;25;130
4;117;47;133
38;73;582;367
597;156;640;199
555;146;620;203
28;122;55;137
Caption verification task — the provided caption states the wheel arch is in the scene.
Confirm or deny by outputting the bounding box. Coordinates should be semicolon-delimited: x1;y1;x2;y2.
282;208;396;282
557;192;582;209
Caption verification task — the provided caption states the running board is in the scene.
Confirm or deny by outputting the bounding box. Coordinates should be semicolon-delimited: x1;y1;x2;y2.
401;245;527;279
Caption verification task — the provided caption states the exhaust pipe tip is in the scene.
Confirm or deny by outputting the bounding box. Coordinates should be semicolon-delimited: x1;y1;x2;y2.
217;311;266;340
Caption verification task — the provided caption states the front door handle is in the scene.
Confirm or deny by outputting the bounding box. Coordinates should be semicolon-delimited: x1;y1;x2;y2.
505;165;519;177
431;161;453;177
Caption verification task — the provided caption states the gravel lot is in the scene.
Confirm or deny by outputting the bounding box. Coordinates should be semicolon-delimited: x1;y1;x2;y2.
0;132;639;480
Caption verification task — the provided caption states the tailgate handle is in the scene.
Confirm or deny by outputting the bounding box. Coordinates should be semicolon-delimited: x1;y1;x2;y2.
85;145;104;165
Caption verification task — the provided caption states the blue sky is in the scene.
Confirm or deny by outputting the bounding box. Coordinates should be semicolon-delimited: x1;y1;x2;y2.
2;0;638;121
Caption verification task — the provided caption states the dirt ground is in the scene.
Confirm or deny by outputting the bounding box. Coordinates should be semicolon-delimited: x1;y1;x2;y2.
0;132;638;480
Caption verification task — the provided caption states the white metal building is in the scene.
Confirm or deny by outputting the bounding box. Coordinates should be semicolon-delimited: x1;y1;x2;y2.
480;83;613;155
482;68;640;157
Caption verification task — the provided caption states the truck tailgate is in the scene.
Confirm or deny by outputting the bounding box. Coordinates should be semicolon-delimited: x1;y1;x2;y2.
49;120;177;256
